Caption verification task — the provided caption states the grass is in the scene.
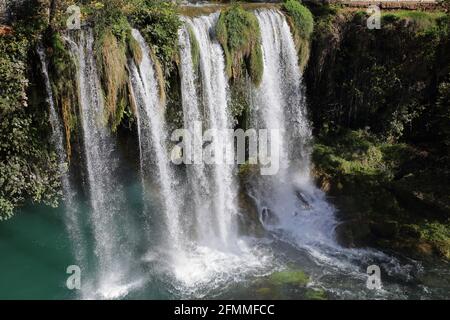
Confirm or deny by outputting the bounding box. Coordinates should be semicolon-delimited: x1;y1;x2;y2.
313;129;415;179
381;10;447;31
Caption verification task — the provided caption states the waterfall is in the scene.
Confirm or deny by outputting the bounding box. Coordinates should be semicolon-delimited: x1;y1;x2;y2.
65;30;137;299
247;10;413;293
251;10;337;248
178;24;213;245
37;46;84;266
128;29;184;249
168;14;273;292
179;14;238;248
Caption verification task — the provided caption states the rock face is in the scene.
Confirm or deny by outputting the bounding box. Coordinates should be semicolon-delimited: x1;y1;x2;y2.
0;0;6;23
0;0;26;24
305;5;450;261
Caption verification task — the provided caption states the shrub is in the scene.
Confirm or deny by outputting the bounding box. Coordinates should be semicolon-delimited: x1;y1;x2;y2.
131;0;182;75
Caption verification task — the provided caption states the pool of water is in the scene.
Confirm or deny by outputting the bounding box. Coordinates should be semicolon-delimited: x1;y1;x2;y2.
1;183;448;300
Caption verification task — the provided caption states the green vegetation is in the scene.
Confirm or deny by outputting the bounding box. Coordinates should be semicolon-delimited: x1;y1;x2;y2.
269;269;309;286
313;128;449;259
216;5;263;86
307;9;450;141
89;1;136;131
283;0;314;39
307;8;449;258
130;0;182;75
313;129;415;181
282;0;314;71
0;0;61;219
187;25;200;72
95;29;130;131
305;288;327;300
46;32;78;158
381;10;447;31
419;221;450;259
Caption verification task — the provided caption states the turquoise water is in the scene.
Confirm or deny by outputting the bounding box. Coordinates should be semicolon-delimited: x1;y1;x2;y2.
0;204;75;299
1;190;449;300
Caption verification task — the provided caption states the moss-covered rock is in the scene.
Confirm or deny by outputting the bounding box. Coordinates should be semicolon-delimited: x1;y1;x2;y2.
312;129;450;261
95;28;130;131
130;0;182;76
305;288;327;300
47;32;79;160
216;5;263;86
282;0;314;71
268;269;309;286
187;25;200;72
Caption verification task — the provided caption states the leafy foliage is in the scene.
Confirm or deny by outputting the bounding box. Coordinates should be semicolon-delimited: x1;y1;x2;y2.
306;9;450;143
130;0;182;75
0;1;61;219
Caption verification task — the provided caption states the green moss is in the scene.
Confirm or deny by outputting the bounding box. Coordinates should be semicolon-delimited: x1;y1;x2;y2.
187;25;200;72
305;288;327;300
283;0;314;39
382;10;446;31
283;0;314;71
216;5;263;86
313;130;415;179
48;32;79;159
269;269;309;286
419;221;450;259
249;41;264;85
95;29;129;131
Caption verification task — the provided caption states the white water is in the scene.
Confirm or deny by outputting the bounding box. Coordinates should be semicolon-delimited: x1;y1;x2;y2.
249;11;419;297
251;10;337;246
183;14;238;248
65;30;139;299
37;46;84;266
39;10;423;299
172;14;273;292
129;29;184;251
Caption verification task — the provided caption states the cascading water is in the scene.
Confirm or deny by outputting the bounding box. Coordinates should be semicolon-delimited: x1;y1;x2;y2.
177;24;214;245
129;29;184;251
182;14;238;248
251;10;337;248
248;10;421;299
65;30;140;299
28;8;432;300
173;14;272;293
37;46;84;267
